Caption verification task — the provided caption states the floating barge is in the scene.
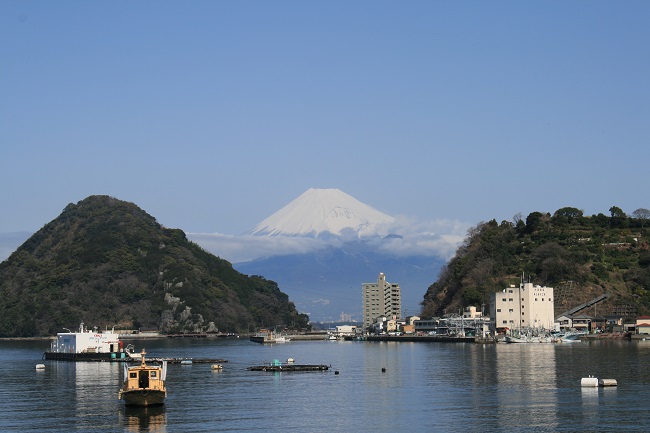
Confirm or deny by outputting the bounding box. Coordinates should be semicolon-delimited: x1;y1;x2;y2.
43;322;229;364
44;322;139;362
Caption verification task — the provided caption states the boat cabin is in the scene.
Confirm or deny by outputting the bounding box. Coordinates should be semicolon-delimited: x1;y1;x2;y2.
50;322;121;354
123;355;167;393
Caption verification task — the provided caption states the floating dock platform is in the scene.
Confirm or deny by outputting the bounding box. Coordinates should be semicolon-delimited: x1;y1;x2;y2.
140;357;227;365
44;353;227;364
247;364;329;372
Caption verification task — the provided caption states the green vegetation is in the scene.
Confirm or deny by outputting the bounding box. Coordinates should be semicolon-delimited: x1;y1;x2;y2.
421;207;650;318
0;195;309;337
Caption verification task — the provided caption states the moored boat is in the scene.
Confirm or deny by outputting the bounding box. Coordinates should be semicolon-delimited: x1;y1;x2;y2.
504;335;529;343
250;329;291;344
504;329;553;343
119;349;167;407
558;331;586;343
44;322;140;362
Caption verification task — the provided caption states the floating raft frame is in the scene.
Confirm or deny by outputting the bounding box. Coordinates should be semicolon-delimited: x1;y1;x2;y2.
247;364;329;372
146;357;228;365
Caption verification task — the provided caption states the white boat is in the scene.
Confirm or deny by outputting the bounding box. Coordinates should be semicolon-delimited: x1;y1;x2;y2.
504;335;529;343
559;332;585;343
505;329;553;343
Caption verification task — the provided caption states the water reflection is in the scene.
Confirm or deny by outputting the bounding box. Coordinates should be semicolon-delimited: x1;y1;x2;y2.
493;344;559;431
121;406;167;433
73;362;121;418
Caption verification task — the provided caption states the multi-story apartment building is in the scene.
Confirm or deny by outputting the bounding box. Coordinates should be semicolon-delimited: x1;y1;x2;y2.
490;282;555;333
362;272;401;330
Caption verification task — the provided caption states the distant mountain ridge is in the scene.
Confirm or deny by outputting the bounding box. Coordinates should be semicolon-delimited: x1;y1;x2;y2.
235;242;443;321
0;196;309;337
236;188;446;321
248;188;396;238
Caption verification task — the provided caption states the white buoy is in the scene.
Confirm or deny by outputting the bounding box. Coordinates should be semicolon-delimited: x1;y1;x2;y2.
211;364;223;370
581;376;598;387
287;358;294;363
599;378;617;387
35;364;45;370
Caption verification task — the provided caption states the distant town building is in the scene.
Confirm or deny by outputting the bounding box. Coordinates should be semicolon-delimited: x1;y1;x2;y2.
612;304;638;318
362;273;402;330
463;306;482;318
635;316;650;335
490;282;555;333
335;325;357;336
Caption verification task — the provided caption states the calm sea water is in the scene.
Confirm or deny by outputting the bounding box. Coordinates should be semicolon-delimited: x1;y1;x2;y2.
1;337;650;432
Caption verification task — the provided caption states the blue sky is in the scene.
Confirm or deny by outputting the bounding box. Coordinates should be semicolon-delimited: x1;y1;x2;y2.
2;1;649;244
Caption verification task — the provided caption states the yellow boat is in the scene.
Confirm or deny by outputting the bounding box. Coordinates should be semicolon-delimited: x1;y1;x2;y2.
118;349;167;406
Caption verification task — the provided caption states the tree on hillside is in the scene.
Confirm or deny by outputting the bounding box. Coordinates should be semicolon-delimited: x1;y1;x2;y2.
553;207;583;220
552;207;584;227
610;206;628;228
524;212;545;234
610;206;626;218
633;208;650;227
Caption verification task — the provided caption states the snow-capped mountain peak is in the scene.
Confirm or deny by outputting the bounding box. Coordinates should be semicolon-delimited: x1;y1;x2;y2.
248;188;396;238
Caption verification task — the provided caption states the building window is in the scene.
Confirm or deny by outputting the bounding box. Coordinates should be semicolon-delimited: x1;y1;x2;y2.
502;298;506;302
497;309;501;312
508;309;513;312
508;298;513;302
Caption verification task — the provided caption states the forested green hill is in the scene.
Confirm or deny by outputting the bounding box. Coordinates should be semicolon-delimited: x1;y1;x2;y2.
0;196;309;337
421;207;650;318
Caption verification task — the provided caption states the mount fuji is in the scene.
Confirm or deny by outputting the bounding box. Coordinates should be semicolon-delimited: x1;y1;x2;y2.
233;188;451;323
248;188;396;239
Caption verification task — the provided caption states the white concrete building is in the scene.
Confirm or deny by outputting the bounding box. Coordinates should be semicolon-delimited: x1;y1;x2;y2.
490;282;555;332
335;325;357;336
362;273;402;330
